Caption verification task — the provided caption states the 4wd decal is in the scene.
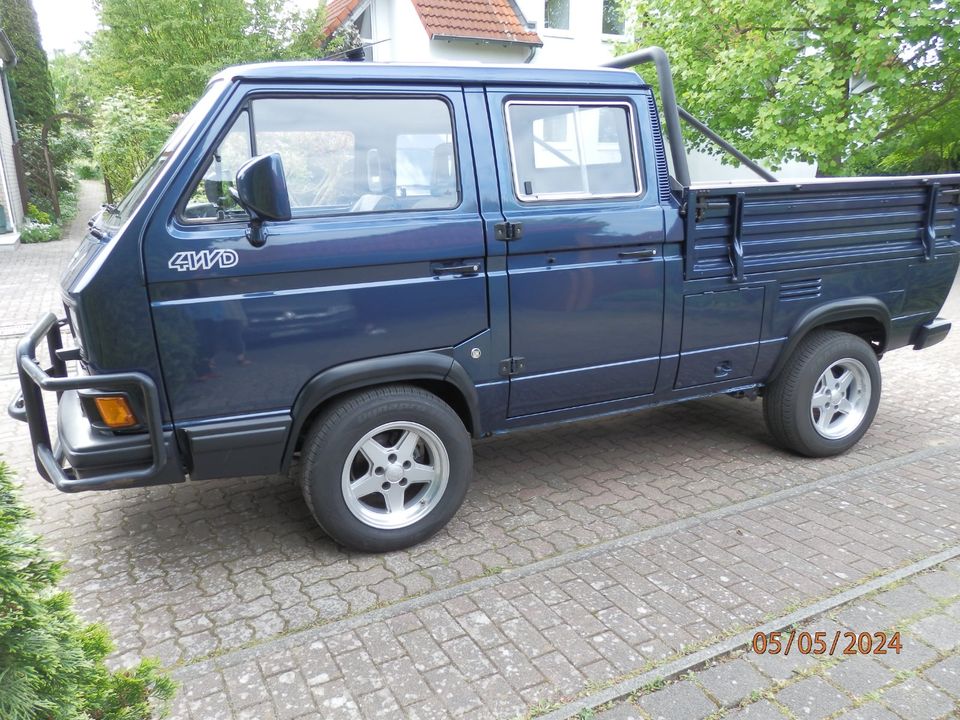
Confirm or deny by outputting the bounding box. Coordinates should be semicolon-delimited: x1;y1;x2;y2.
167;249;239;272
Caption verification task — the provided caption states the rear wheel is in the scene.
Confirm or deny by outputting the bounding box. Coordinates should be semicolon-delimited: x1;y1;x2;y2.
764;330;881;457
301;385;472;552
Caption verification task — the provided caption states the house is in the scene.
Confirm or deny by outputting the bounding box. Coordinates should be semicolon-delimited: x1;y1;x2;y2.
0;28;25;248
323;0;624;66
323;0;817;181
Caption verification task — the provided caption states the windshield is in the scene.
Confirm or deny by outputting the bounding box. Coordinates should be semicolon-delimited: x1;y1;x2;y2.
103;79;227;227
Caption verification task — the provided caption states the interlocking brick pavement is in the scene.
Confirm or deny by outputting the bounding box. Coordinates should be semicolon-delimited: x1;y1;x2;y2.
1;180;959;718
600;563;960;720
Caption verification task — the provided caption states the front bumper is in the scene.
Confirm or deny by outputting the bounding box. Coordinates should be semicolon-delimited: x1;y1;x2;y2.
7;312;179;491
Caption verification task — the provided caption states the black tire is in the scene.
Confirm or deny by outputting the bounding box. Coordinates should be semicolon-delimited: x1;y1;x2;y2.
301;384;472;552
764;330;881;457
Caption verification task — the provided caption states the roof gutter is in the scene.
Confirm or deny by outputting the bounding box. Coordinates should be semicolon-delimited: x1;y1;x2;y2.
0;30;17;67
431;34;542;49
0;29;19;144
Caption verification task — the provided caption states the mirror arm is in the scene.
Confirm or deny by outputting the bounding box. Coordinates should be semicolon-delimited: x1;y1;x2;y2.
246;218;266;248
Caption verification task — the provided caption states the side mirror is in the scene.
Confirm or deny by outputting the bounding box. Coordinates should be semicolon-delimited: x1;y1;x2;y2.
232;153;291;247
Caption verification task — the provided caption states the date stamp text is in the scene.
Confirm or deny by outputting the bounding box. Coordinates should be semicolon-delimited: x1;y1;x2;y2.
751;630;902;656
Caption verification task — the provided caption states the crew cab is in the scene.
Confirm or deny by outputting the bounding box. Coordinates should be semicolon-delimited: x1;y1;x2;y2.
9;50;959;551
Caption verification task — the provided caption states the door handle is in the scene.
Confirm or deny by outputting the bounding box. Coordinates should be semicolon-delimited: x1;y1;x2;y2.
432;262;482;277
618;249;658;260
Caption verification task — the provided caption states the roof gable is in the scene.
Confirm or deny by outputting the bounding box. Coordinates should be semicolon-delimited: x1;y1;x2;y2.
410;0;541;45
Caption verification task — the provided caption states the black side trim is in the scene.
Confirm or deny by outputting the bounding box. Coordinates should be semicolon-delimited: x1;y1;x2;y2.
281;351;481;473
912;318;951;350
766;297;891;383
185;416;292;480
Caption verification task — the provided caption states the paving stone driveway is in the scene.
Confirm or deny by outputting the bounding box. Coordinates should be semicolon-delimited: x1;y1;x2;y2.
601;562;960;720
1;181;958;718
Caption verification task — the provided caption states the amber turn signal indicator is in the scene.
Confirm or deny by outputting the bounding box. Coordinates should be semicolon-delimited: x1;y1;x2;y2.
93;396;137;429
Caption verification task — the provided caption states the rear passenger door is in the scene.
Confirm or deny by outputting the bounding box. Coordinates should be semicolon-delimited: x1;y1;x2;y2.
485;90;666;417
145;87;487;424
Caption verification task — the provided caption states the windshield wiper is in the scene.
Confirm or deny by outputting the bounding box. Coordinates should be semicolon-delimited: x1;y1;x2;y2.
101;202;120;216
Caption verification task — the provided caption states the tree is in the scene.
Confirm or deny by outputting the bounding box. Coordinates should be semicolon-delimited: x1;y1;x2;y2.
0;462;175;719
89;0;327;115
621;0;960;175
91;88;172;197
0;0;55;125
49;50;95;117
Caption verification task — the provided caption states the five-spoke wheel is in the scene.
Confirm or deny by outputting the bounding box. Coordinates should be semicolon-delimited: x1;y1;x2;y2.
342;422;449;530
809;358;871;440
301;385;472;552
765;330;881;457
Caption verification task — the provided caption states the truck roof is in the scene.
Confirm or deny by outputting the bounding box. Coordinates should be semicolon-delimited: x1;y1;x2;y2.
213;61;649;89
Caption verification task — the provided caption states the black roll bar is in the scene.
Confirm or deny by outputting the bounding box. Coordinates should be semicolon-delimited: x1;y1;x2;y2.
603;47;777;184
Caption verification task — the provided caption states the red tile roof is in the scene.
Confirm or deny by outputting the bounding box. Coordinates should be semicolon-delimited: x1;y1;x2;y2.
411;0;541;44
323;0;363;36
323;0;541;45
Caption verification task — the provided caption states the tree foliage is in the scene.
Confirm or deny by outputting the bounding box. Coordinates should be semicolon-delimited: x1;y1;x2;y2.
91;89;173;197
621;0;960;175
0;0;55;125
89;0;328;115
49;50;95;118
0;462;175;719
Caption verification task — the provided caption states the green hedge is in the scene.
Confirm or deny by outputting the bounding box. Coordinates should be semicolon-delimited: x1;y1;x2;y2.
0;461;175;718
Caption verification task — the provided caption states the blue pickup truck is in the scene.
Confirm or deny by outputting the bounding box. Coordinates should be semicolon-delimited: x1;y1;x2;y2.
9;49;959;551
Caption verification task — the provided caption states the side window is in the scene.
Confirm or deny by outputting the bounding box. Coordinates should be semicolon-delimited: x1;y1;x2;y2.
182;111;252;222
252;96;458;216
181;96;459;223
506;102;641;201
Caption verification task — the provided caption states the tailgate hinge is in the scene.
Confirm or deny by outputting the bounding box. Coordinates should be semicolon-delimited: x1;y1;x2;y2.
494;222;524;241
499;357;526;377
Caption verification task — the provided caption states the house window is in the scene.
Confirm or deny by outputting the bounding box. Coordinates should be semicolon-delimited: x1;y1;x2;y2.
506;101;641;201
602;0;625;35
544;0;570;30
357;7;374;61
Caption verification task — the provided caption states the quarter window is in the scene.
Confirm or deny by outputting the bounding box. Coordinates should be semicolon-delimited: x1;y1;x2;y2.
182;96;458;222
506;102;640;201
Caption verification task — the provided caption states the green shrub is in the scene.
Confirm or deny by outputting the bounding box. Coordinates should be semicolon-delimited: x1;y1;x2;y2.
15;123;86;211
18;221;61;243
25;203;51;224
58;189;79;226
92;88;172;199
0;461;175;719
75;161;102;180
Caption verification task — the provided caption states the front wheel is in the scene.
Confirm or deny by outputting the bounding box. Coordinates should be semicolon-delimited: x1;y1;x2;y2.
764;330;881;457
301;385;472;552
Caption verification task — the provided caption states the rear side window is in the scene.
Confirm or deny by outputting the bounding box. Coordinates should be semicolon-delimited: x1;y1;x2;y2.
182;96;459;222
505;101;641;202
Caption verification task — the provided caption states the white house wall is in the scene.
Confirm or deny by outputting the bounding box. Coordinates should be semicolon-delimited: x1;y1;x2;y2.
0;81;22;233
515;0;619;67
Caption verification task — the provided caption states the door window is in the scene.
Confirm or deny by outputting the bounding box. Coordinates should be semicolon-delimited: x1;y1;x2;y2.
505;102;641;202
182;96;458;222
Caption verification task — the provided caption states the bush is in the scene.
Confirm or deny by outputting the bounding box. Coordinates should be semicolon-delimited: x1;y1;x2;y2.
75;161;101;180
25;202;51;224
0;461;175;718
18;221;61;243
57;188;79;226
16;123;88;210
92;89;172;199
